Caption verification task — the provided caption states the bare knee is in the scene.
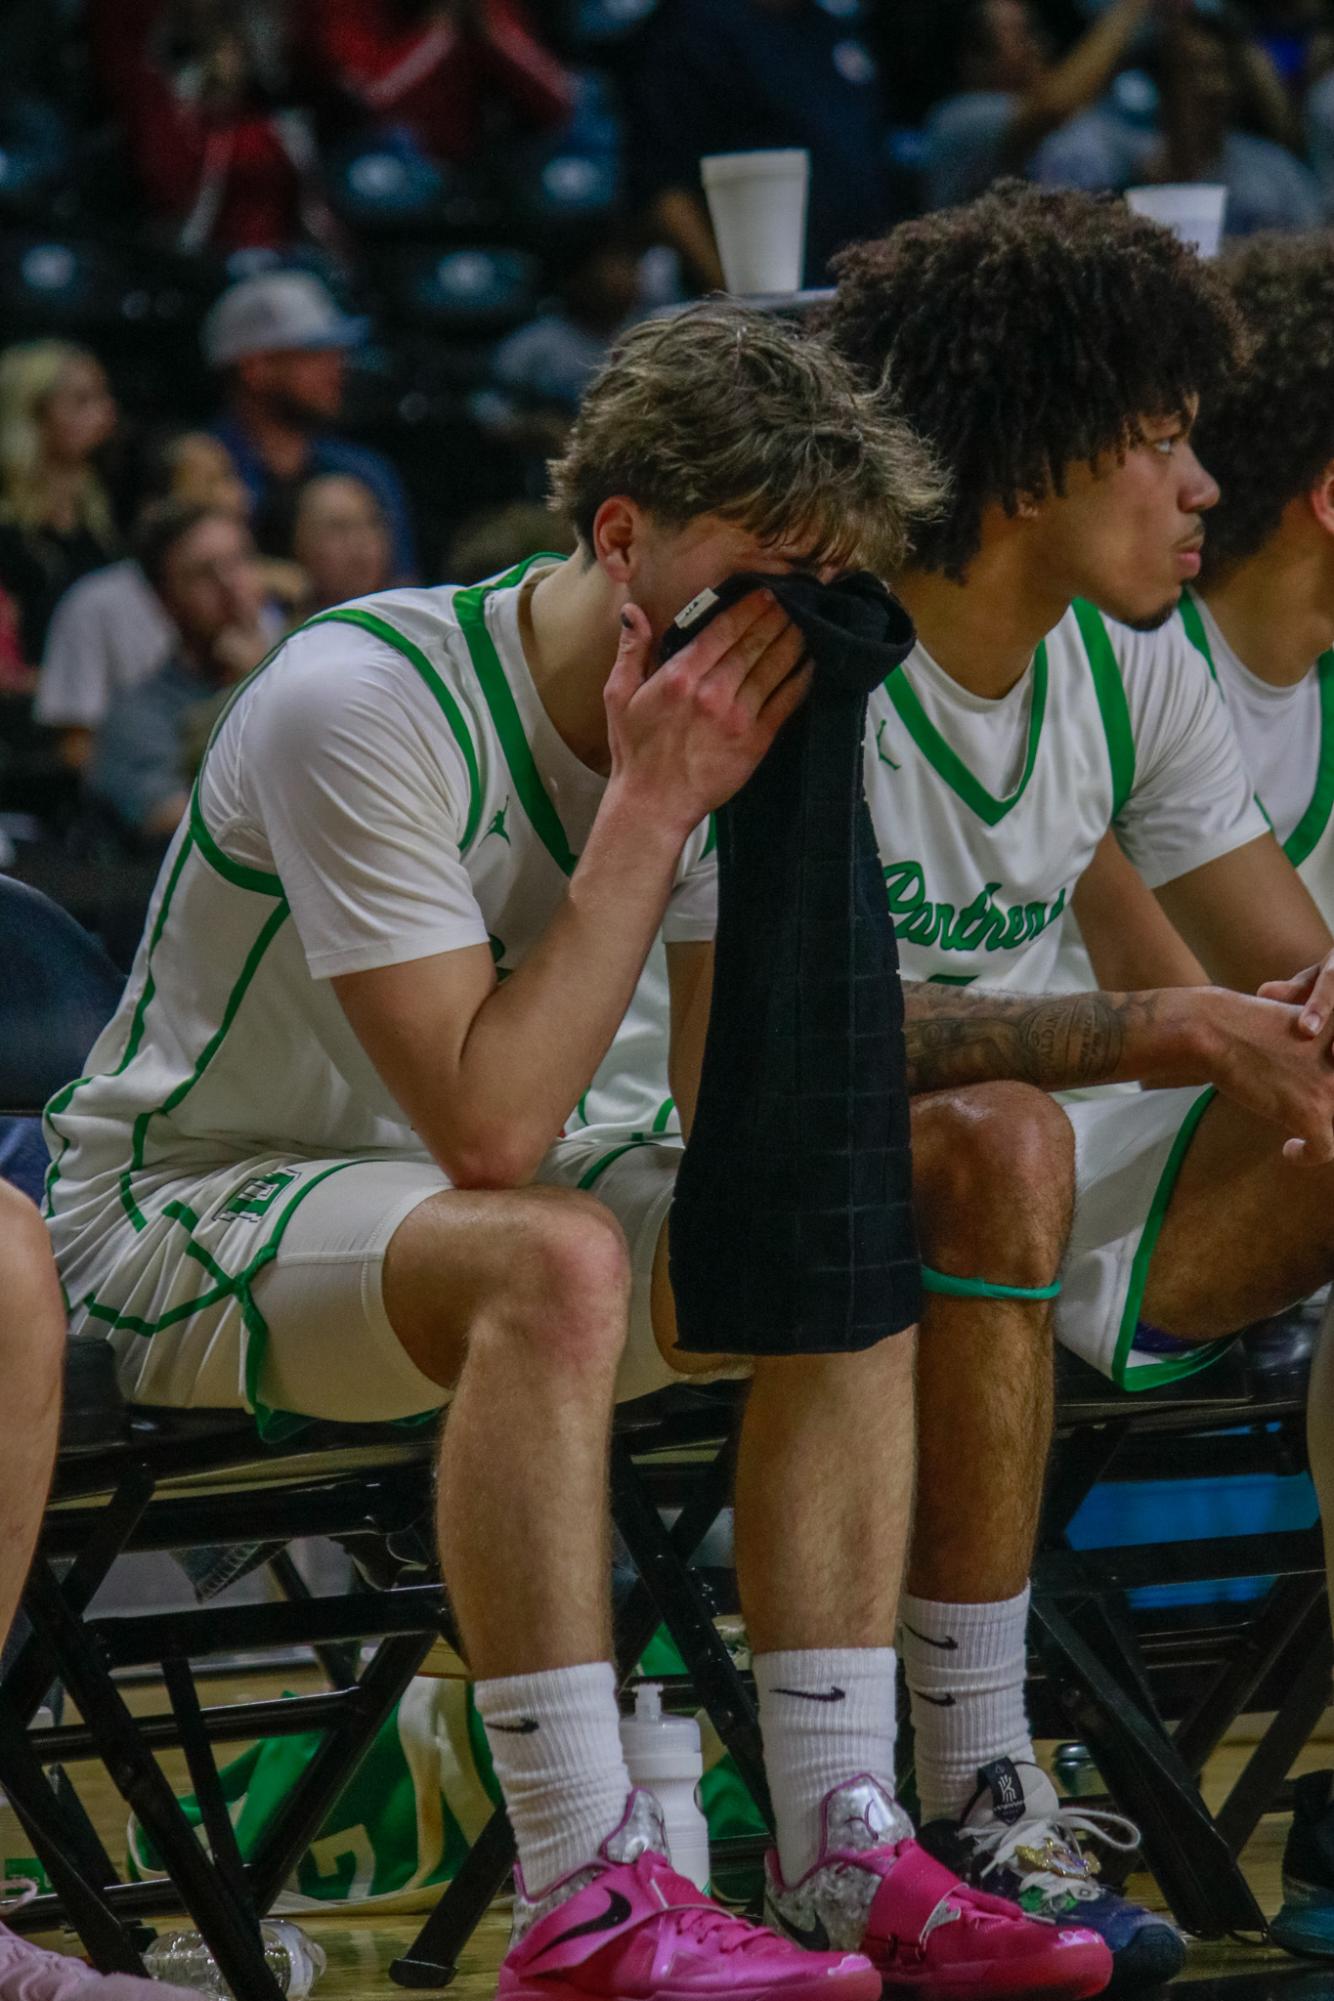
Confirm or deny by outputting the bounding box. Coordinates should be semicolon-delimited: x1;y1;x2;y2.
497;1188;631;1369
912;1082;1075;1286
389;1185;631;1385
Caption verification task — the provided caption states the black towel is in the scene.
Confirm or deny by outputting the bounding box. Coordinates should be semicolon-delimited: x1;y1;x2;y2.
667;570;922;1357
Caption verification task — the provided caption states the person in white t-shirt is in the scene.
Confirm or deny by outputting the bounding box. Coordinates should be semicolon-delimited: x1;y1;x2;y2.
46;308;1105;2001
1052;231;1334;1955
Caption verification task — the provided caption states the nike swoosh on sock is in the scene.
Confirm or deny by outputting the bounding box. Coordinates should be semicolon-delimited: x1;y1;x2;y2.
490;1718;541;1733
910;1690;957;1707
903;1624;958;1651
771;1686;847;1703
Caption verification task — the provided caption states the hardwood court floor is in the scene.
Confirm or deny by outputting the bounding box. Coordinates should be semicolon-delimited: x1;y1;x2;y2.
22;1672;1334;2001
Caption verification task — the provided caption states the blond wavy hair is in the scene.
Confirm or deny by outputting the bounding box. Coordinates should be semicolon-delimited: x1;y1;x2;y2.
0;340;114;540
549;305;944;579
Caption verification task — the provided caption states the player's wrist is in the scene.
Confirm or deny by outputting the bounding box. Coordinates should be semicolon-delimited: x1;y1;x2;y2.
1121;984;1225;1088
1162;984;1232;1086
599;771;702;853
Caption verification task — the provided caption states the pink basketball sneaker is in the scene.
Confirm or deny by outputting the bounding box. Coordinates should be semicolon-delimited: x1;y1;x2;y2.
499;1791;879;2001
764;1777;1112;2001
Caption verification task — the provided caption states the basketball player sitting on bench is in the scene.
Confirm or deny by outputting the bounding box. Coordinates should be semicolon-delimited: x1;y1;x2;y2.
821;186;1334;1979
43;309;1117;2001
1043;230;1334;1959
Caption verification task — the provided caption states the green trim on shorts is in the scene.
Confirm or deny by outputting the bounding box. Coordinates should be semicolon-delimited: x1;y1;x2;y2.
576;1137;655;1190
1107;1085;1235;1389
119;899;291;1232
923;1266;1060;1302
85;1155;442;1443
455;556;579;876
1072;600;1136;820
651;1098;676;1135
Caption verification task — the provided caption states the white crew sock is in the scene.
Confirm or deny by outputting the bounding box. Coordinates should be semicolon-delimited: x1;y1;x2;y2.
476;1661;632;1898
899;1587;1036;1824
754;1647;898;1883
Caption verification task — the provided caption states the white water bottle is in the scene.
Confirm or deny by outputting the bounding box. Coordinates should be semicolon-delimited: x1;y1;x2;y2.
619;1683;711;1891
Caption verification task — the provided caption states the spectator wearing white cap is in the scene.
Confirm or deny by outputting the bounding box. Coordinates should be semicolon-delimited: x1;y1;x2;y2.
205;270;418;581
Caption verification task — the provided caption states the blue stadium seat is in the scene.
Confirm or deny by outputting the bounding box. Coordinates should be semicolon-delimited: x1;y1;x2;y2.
0;233;209;343
566;0;660;51
518;148;621;223
389;246;542;335
329;141;502;238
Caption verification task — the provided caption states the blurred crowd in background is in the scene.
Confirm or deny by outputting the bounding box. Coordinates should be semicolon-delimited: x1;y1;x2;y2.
0;0;1332;953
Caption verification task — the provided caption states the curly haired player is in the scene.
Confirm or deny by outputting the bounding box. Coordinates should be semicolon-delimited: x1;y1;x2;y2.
816;184;1334;1983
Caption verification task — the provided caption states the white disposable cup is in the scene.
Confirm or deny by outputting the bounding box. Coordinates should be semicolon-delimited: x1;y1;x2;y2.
701;149;810;294
1126;183;1228;259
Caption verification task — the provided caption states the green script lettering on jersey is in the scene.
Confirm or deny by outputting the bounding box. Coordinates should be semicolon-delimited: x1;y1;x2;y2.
882;860;1067;958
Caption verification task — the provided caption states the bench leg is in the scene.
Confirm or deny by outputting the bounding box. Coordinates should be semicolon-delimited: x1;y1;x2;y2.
1033;1597;1265;1937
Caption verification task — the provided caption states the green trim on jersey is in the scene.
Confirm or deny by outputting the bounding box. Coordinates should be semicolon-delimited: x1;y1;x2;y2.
308;606;487;853
1178;590;1332;855
118;898;292;1231
883;644;1049;827
189;596;493;884
1177;590;1214;678
1109;1086;1234;1388
454;555;580;876
651;1097;676;1135
1071;601;1136;820
1281;655;1334;869
189;791;283;896
44;827;198;1220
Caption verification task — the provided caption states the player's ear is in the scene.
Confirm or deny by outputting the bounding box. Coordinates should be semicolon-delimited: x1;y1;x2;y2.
590;497;644;584
1309;463;1334;542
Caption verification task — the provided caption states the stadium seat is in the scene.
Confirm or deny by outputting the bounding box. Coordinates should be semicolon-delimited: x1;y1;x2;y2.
328;142;504;239
385;246;543;337
563;0;660;53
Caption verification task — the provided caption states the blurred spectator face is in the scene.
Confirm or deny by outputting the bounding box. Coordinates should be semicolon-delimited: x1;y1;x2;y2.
1174;22;1236;121
963;0;1049;92
158;514;265;655
40;355;117;469
168;433;250;518
237;347;346;428
292;475;392;604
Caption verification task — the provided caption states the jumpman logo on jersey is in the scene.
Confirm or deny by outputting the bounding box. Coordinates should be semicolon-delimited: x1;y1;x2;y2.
485;798;513;845
875;719;900;771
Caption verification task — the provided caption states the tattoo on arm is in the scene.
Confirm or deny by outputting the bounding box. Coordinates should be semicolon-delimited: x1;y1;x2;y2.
903;985;1154;1095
